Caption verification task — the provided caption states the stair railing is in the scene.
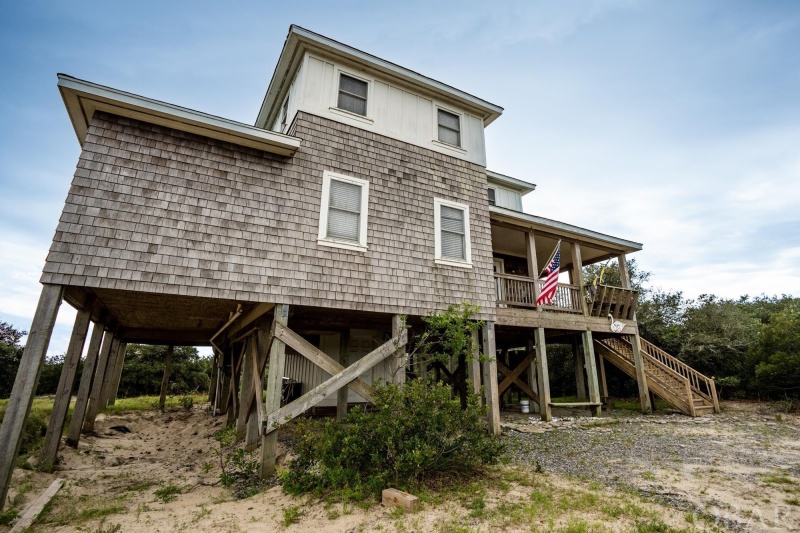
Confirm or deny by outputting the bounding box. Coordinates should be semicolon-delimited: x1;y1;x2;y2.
638;338;718;410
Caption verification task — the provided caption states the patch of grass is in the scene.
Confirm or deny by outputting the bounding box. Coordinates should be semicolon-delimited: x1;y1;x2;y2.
633;519;692;532
282;505;302;526
153;482;182;503
0;507;20;526
787;496;800;506
105;394;205;414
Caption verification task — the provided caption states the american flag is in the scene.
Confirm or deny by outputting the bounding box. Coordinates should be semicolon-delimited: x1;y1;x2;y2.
536;244;561;306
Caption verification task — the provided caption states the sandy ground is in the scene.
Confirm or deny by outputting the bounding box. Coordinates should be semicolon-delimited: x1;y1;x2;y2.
2;401;798;532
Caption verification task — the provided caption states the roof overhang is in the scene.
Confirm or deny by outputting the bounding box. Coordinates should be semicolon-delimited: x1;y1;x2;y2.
255;25;504;130
490;205;643;256
486;170;536;196
58;74;301;157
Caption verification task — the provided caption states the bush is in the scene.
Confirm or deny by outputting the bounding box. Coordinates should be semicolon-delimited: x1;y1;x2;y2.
280;379;505;501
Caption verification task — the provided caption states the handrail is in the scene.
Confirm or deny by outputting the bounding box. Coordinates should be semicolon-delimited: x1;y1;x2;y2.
494;274;582;313
586;283;638;320
638;338;716;403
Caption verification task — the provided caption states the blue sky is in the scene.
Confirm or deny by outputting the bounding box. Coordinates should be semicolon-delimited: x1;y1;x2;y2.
1;0;799;355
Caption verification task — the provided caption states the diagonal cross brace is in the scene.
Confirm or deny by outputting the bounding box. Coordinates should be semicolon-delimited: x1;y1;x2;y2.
497;351;539;402
263;329;407;435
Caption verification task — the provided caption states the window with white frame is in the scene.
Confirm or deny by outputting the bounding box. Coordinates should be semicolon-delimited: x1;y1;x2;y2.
337;73;368;116
318;171;369;251
487;187;496;206
437;109;461;147
434;198;472;266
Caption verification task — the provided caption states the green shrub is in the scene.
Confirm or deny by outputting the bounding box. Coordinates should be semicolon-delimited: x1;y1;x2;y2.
280;379;504;501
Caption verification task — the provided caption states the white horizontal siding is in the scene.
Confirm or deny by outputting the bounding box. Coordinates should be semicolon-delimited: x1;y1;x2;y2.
296;53;487;166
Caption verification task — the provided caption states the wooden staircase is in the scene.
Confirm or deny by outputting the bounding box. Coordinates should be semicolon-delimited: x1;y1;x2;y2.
594;337;719;417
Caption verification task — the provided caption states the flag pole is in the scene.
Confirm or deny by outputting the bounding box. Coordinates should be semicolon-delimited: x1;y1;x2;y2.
538;239;562;278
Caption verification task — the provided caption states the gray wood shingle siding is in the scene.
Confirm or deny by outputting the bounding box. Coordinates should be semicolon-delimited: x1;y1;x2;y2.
41;111;496;319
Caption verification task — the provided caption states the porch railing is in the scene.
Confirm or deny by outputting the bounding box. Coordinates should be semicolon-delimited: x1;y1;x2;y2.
585;283;638;320
495;274;582;314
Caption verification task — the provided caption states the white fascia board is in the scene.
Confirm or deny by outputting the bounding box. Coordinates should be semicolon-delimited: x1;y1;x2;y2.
486;170;537;195
490;206;643;253
58;74;301;156
255;25;504;130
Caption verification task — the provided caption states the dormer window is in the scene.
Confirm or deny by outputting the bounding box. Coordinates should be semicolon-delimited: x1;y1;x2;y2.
437;109;461;147
337;74;368;116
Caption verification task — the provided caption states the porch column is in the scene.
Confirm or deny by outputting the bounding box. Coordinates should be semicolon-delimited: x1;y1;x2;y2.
261;303;289;478
0;284;63;509
618;254;631;289
480;322;501;435
571;242;589;315
107;342;127;406
83;329;118;432
581;331;602;417
390;315;406;385
534;327;552;422
525;230;541;308
158;345;175;411
40;300;93;471
526;337;540;413
573;337;587;402
630;332;652;414
468;329;481;395
66;319;106;447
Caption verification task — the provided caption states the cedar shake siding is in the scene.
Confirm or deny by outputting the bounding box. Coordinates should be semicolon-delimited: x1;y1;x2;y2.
41;111;496;319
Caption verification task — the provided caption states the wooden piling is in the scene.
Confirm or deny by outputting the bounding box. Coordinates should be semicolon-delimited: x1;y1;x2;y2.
390;315;406;385
261;303;289;478
40;303;93;471
581;331;602;417
158;345;175;410
630;332;652;414
83;332;117;432
480;322;501;435
468;329;481;395
534;327;552;422
66;321;105;447
107;342;127;406
0;284;62;510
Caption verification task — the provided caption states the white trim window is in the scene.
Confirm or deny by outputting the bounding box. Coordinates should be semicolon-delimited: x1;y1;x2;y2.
437;108;461;147
318;171;369;252
337;73;369;117
434;198;472;267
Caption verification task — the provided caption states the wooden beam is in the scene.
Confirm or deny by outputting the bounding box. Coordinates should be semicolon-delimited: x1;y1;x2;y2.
496;359;539;402
571;242;589;316
227;303;275;338
573;338;587;402
40;303;93;471
481;322;501;435
245;322;268;450
107;342;127;406
9;478;64;532
390;315;406;385
382;488;421;512
273;324;374;401
264;329;408;435
98;336;123;409
0;284;62;510
468;329;481;395
337;331;350;420
526;337;540;413
236;336;256;440
630;332;652;414
158;345;175;410
66;320;105;447
597;350;609;402
261;303;289;478
581;331;602;417
534;327;552;422
497;351;537;397
83;330;117;432
494;307;638;332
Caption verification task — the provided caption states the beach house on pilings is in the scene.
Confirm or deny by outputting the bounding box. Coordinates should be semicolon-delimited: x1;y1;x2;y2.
0;25;720;504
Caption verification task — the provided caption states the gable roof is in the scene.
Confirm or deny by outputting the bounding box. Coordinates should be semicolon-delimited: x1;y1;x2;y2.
255;25;504;131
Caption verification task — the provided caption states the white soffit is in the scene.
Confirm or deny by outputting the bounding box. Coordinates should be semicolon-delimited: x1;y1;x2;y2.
486;170;537;195
58;74;301;157
490;206;643;253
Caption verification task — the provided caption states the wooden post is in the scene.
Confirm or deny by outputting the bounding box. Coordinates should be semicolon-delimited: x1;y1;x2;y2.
261;304;289;478
227;346;240;426
0;284;62;509
597;351;609;403
534;327;552;422
208;351;219;404
337;331;350;420
468;329;481;395
630;332;652;414
98;336;122;409
573;337;587;402
107;342;127;406
66;320;105;447
526;337;540;413
83;330;117;432
40;303;92;471
571;242;589;315
480;322;501;435
158;345;175;411
390;315;406;385
581;331;602;417
618;254;630;289
217;351;231;415
237;336;255;439
525;230;541;308
245;318;270;449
